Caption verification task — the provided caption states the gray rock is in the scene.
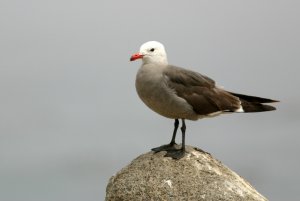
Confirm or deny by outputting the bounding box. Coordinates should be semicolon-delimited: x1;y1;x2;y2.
105;145;268;201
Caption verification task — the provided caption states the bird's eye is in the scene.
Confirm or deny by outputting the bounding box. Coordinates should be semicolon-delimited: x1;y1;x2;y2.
150;48;155;52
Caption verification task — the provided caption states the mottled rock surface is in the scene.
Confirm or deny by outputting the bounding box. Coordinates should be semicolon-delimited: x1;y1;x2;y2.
105;145;268;201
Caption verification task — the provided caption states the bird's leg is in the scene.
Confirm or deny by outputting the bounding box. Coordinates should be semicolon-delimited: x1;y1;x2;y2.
169;118;179;146
165;119;186;159
151;119;179;152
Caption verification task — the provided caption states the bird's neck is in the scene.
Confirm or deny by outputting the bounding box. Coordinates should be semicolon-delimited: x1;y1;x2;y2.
142;56;168;66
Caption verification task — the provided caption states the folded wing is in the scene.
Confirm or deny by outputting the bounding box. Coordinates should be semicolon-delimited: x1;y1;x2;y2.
164;65;277;115
164;66;242;115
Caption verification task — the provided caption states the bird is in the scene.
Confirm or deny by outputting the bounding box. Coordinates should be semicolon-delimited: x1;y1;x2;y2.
130;41;278;159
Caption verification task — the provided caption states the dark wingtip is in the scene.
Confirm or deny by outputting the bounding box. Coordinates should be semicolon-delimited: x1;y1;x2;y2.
227;91;280;103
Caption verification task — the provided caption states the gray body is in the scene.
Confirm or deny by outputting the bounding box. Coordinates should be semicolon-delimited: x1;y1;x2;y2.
136;64;199;120
135;63;244;121
135;62;277;120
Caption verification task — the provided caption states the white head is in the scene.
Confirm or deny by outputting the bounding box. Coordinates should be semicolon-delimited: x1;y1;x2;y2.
130;41;168;65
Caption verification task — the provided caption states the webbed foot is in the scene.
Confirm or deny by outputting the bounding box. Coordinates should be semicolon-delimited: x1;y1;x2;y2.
164;148;186;160
151;143;177;153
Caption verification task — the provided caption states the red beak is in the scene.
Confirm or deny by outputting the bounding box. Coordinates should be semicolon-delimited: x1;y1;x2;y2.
130;53;143;61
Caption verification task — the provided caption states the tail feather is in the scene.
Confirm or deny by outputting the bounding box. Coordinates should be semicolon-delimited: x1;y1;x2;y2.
227;91;279;113
240;101;276;112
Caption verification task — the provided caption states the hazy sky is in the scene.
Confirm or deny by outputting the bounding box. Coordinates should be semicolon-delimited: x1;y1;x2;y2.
0;1;299;201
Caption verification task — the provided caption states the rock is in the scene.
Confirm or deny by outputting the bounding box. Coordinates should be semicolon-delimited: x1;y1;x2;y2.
105;145;268;201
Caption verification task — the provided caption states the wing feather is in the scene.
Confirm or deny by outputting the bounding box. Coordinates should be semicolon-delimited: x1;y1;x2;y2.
164;65;241;115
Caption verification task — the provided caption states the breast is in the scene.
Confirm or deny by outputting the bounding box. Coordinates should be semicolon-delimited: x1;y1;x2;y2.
135;66;198;120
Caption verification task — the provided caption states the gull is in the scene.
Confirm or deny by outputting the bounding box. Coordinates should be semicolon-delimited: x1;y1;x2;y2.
130;41;278;159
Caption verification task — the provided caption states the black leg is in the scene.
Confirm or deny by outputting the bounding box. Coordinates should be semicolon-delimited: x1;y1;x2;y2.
165;119;186;159
151;119;179;152
170;119;179;145
181;119;186;152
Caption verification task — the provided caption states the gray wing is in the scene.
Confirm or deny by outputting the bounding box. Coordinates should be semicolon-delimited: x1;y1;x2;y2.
163;65;241;115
